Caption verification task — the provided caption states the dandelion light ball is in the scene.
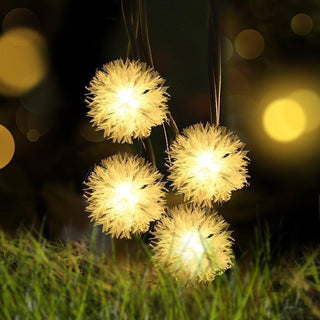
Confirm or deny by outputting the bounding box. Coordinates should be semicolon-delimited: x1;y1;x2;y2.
168;123;249;205
84;153;166;239
152;204;234;282
86;59;169;143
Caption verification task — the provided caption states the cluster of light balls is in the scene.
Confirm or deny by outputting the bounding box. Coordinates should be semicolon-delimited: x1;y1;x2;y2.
84;59;249;282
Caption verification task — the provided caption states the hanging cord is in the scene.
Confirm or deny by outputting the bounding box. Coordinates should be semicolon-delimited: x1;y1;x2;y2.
121;0;179;166
208;0;222;126
121;0;156;167
137;0;179;140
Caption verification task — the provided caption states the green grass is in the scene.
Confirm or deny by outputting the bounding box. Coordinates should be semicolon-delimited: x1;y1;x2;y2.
0;227;319;320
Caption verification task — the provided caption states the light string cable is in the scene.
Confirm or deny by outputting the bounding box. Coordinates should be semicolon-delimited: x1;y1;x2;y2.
121;0;179;165
208;0;222;126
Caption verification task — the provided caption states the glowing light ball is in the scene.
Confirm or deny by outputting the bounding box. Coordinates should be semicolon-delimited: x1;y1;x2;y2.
86;59;169;143
263;99;306;142
234;29;264;60
168;123;249;205
291;13;313;36
0;125;15;169
84;153;166;239
152;204;234;282
0;27;48;96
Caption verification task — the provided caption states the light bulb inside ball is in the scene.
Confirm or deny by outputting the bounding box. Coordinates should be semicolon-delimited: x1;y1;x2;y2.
178;231;205;263
117;88;140;115
196;151;221;179
114;182;139;211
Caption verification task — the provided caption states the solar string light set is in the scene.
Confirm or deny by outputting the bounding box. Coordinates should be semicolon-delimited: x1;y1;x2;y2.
83;0;249;283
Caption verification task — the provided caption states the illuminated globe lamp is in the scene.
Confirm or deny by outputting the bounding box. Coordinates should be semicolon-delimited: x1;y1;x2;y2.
177;230;206;275
86;59;169;144
195;151;221;181
111;181;140;229
152;205;234;282
168;123;249;205
84;153;166;239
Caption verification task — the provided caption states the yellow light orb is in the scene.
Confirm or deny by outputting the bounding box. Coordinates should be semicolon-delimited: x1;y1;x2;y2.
263;99;306;142
235;29;265;59
289;89;320;132
291;13;313;36
0;125;15;169
0;27;48;96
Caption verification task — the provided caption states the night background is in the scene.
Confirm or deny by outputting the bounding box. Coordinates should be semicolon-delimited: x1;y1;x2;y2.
1;0;320;318
0;0;319;248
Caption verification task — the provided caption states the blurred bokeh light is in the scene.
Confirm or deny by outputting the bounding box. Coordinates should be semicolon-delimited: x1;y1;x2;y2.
234;29;264;60
79;120;105;143
26;128;40;142
263;99;306;142
0;27;48;96
289;89;320;132
291;13;313;36
222;37;233;62
0;0;319;248
2;8;40;32
0;125;15;169
226;68;251;95
15;107;52;139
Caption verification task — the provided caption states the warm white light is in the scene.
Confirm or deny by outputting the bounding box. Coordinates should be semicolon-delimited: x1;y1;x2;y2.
114;182;139;211
168;123;249;205
116;88;140;115
84;153;166;239
153;204;234;282
179;231;205;263
197;152;221;175
87;59;169;143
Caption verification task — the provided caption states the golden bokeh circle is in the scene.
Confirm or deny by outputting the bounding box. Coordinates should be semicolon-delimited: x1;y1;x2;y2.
235;29;265;60
2;8;40;32
27;129;40;142
263;99;306;142
291;13;313;36
0;27;48;96
289;89;320;132
222;37;233;62
0;125;15;169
